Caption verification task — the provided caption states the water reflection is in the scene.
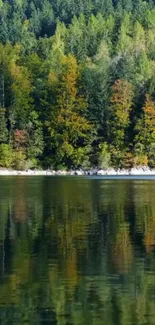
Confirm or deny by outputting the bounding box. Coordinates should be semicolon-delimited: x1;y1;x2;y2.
0;177;154;324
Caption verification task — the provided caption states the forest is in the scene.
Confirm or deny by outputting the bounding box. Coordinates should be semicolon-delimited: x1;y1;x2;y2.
1;0;155;169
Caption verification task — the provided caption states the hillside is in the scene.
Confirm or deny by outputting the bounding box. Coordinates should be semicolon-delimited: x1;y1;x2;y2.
0;0;155;169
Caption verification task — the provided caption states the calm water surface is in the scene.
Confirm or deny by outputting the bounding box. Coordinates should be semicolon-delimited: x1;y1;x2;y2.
0;176;155;324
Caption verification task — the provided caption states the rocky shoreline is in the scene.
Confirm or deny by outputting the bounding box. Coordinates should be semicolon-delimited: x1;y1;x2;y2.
0;167;155;176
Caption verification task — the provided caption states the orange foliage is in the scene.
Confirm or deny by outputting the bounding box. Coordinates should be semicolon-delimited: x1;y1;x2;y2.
48;55;92;165
14;129;28;149
143;94;155;132
61;55;78;100
111;79;133;126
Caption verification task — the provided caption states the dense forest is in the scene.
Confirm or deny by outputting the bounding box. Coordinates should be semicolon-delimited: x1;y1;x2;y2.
1;0;155;169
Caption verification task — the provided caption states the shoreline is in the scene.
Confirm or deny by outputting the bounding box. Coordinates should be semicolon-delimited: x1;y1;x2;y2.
0;167;155;176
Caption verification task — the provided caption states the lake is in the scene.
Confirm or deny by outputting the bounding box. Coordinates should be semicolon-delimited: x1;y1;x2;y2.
0;176;155;324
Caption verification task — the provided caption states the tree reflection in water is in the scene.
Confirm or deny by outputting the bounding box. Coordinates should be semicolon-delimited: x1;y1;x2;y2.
0;177;154;324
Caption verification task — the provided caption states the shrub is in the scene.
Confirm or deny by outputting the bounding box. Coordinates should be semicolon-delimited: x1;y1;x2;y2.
98;143;111;169
110;146;124;169
147;143;155;168
122;152;134;169
24;158;39;170
133;155;148;167
72;147;90;169
0;144;13;168
13;150;26;170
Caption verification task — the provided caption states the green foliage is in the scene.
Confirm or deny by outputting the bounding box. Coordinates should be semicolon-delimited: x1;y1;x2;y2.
26;111;44;159
122;152;134;169
98;143;111;169
0;1;155;168
110;80;134;152
110;146;126;169
46;55;93;168
13;150;26;170
0;108;8;143
147;143;155;167
133;154;148;167
0;144;13;168
23;158;39;169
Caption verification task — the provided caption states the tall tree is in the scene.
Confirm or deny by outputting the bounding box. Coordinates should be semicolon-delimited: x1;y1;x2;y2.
110;79;133;150
46;55;92;168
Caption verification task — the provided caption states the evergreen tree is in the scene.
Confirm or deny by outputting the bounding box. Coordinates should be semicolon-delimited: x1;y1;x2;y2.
0;108;8;143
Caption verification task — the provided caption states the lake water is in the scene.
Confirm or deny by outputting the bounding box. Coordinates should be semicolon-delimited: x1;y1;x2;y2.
0;176;155;324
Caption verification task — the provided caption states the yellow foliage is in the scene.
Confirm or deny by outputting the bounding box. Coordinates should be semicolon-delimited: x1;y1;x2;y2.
60;55;79;100
111;79;133;126
143;94;155;132
48;71;58;85
134;155;148;167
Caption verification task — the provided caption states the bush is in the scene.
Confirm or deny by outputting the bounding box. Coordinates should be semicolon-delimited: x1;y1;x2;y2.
134;143;145;156
147;143;155;168
133;142;148;167
98;143;111;169
0;144;13;168
133;155;148;167
72;147;91;169
13;150;26;170
110;146;124;169
122;152;134;169
24;158;39;169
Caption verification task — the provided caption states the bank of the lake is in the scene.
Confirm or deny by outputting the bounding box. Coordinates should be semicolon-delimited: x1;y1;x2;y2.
0;166;155;176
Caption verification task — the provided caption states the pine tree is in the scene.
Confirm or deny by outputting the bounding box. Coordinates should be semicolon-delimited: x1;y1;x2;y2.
0;108;8;143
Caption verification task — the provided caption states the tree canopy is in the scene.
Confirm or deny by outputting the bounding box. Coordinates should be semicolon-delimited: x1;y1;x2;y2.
0;0;155;169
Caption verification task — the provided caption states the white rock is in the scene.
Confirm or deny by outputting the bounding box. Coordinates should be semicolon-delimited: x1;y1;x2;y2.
97;169;106;175
74;170;84;175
